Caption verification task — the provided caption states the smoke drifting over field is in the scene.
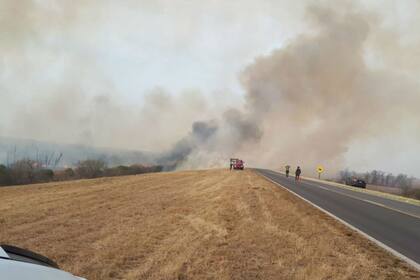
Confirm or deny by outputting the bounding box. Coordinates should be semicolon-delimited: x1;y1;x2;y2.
163;2;420;171
1;1;419;174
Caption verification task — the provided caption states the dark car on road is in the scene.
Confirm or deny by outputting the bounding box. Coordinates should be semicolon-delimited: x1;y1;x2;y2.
345;178;367;188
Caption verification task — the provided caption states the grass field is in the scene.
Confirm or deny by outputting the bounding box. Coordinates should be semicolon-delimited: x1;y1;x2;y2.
0;169;418;279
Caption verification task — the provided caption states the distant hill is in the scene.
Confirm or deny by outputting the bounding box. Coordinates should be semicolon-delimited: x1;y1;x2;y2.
0;137;156;168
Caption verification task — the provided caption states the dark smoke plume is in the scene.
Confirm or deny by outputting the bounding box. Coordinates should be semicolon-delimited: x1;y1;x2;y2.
157;121;218;169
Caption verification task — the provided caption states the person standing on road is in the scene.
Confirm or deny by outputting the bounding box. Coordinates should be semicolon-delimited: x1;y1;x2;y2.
285;165;290;177
295;166;301;181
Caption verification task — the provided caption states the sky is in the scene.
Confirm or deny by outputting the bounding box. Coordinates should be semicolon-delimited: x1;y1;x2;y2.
1;0;419;176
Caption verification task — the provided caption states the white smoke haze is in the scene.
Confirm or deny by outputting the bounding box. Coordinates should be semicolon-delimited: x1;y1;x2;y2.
1;1;420;176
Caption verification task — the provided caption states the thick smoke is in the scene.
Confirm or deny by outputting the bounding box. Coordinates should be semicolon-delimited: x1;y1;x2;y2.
237;3;420;174
157;121;218;168
160;3;420;172
1;1;420;175
158;110;262;170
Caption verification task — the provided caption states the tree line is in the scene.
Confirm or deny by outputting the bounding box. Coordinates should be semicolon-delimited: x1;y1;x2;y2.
0;159;163;187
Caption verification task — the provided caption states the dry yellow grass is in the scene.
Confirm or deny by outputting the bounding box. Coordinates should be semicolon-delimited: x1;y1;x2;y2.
0;169;418;279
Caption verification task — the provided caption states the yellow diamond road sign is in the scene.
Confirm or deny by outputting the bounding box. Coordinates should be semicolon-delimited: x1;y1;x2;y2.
317;165;324;173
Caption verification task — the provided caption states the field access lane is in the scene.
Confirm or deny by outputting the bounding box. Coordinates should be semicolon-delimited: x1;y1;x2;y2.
256;169;420;267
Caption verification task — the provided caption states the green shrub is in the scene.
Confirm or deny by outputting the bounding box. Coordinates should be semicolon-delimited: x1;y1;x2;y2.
34;169;54;182
76;160;107;179
0;164;12;186
403;188;420;200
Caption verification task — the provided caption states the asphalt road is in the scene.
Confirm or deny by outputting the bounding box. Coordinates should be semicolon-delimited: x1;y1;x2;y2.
256;169;420;268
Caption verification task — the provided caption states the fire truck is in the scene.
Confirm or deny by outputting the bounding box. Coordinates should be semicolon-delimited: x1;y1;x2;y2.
230;158;244;170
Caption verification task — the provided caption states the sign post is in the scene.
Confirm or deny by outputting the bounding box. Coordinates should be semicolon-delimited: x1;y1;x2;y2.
316;165;324;179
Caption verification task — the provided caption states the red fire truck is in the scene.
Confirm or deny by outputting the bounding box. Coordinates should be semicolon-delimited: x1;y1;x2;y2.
230;158;244;170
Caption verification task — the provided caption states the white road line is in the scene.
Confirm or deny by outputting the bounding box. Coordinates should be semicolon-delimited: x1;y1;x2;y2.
257;171;420;271
263;169;420;220
362;199;386;208
270;169;420;206
301;179;420;220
